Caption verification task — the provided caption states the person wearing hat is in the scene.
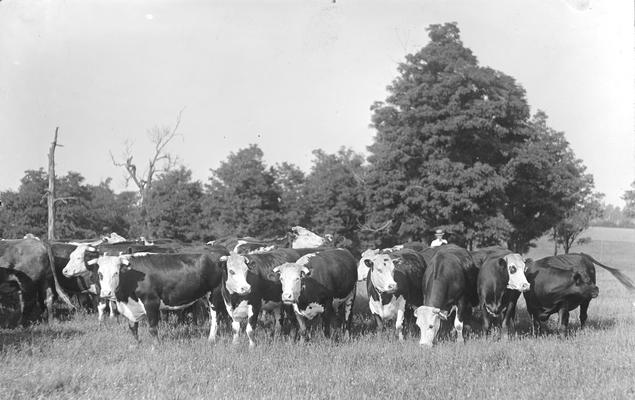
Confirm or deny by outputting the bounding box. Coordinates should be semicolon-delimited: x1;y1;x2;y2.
430;229;448;248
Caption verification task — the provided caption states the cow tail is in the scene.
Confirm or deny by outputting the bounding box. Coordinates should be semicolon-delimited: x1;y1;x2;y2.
45;243;77;310
582;253;635;292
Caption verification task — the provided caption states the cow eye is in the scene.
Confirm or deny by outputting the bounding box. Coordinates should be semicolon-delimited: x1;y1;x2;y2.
229;270;235;275
98;272;103;280
509;265;517;274
428;325;434;329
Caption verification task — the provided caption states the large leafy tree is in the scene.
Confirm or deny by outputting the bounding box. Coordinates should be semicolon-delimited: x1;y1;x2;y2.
503;111;595;252
366;22;530;248
303;148;367;249
272;162;308;228
144;167;204;242
204;144;284;239
0;169;133;239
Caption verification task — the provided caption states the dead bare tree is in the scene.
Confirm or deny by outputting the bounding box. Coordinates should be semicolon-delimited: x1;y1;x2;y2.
110;110;183;236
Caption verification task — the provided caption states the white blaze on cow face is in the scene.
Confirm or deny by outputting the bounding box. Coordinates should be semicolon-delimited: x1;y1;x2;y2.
220;252;251;295
357;249;378;281
503;254;530;292
367;254;397;293
415;306;446;347
273;263;309;304
290;226;329;249
63;244;95;277
96;255;128;300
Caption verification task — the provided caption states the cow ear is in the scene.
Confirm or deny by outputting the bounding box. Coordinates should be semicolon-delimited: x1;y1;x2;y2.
272;265;281;274
364;259;373;269
498;258;507;269
301;266;310;277
572;271;582;285
438;310;449;320
219;255;228;262
392;258;402;266
524;258;533;264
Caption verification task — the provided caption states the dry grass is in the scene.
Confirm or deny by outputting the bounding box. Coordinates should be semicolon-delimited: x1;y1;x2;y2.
1;228;634;399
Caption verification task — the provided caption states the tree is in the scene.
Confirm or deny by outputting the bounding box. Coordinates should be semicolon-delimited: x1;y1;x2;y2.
272;162;308;228
503;111;595;252
144;167;204;242
303;148;367;249
204;144;284;239
0;169;49;238
111;110;183;236
623;181;635;218
366;22;530;249
554;192;604;254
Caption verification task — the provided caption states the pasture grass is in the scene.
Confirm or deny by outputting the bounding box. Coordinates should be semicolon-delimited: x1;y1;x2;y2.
1;228;635;399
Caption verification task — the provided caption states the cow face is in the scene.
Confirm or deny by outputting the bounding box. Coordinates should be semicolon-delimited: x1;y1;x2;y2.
415;306;446;347
502;254;530;292
95;255;129;300
290;226;330;249
571;270;599;298
62;244;96;277
273;263;309;304
219;252;251;295
357;249;378;281
365;254;397;293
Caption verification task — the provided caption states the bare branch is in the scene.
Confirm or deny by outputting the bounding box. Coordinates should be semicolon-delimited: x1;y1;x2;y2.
359;219;392;233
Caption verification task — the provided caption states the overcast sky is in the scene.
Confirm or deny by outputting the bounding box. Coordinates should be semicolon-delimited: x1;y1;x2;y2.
1;0;633;206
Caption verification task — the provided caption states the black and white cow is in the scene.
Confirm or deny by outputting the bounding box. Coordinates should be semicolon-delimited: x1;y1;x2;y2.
93;251;226;343
415;245;479;347
273;248;357;340
359;248;427;340
475;252;530;339
218;248;318;346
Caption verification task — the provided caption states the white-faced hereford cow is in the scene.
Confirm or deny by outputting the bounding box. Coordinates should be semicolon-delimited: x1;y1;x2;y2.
273;248;357;340
217;248;318;347
415;245;479;347
360;248;427;340
524;253;635;337
289;226;333;249
94;252;226;343
473;249;530;339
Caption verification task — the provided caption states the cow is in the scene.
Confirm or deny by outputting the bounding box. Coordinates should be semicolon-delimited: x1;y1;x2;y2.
476;252;530;339
216;248;319;346
289;226;333;249
414;244;479;347
362;248;427;340
0;267;32;328
0;238;74;323
92;251;226;344
50;242;100;312
523;253;635;337
273;248;357;340
208;236;288;254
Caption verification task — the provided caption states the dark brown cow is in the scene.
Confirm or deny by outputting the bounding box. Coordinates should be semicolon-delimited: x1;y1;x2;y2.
524;253;635;337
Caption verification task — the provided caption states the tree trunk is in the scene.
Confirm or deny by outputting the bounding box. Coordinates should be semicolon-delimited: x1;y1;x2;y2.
552;228;558;256
47;128;59;241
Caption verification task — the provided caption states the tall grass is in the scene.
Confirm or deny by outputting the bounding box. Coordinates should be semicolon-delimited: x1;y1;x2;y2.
1;228;634;399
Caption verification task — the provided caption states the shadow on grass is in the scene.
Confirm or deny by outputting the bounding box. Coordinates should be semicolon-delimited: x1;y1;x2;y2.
0;326;85;350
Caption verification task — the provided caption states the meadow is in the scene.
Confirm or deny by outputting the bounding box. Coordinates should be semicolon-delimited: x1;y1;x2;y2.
1;228;634;399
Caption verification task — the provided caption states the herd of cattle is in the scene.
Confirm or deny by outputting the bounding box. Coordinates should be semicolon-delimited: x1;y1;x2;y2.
1;227;634;348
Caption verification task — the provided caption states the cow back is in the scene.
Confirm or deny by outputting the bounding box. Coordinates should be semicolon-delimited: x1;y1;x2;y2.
303;248;357;298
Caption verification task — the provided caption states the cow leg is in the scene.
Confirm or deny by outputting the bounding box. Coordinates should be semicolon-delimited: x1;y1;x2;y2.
453;305;465;343
579;299;590;329
206;297;218;343
294;311;308;342
128;321;140;343
109;300;117;319
144;300;161;344
97;301;107;322
557;305;570;338
481;305;491;338
44;285;55;323
374;314;384;334
342;289;355;340
246;303;259;348
271;305;283;338
395;305;405;341
322;303;333;339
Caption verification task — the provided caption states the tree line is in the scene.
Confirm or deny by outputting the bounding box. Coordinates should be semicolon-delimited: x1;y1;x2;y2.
2;23;633;253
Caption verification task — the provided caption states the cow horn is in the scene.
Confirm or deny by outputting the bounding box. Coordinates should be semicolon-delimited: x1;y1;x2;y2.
87;246;96;252
219;255;228;262
121;257;130;266
302;266;310;275
87;258;99;266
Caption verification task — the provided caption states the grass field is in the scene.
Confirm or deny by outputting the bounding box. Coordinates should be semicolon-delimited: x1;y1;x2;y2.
2;227;634;399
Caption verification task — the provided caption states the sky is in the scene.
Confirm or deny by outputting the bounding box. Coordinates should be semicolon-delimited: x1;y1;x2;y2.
0;0;633;206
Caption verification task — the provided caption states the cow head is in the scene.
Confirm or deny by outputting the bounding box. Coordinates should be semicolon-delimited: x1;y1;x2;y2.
219;252;251;295
502;253;530;292
63;244;98;277
93;254;131;300
289;226;331;249
414;306;447;347
357;249;379;281
273;262;309;304
571;270;599;298
365;253;398;294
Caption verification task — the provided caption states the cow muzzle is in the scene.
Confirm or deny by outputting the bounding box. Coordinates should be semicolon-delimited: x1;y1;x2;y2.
591;286;599;298
519;282;530;292
281;292;295;304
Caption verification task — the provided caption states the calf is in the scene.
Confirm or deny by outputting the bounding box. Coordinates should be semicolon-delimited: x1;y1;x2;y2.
94;252;225;343
524;253;634;337
273;248;357;340
362;248;427;340
476;253;530;339
415;245;478;347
